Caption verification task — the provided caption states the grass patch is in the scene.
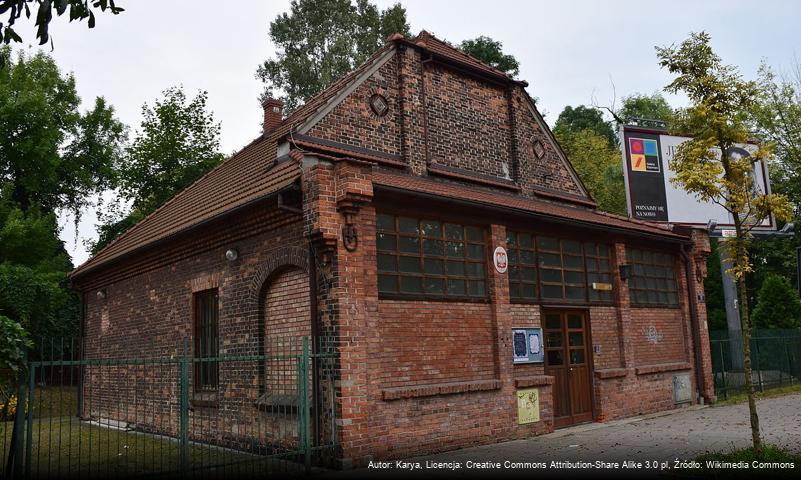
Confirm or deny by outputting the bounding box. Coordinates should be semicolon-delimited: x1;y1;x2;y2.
713;383;801;406
0;416;311;478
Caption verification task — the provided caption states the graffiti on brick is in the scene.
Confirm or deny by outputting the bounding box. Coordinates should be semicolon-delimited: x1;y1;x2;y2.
642;325;663;344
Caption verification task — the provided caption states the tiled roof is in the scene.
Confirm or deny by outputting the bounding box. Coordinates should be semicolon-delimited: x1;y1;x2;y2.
412;31;518;82
70;140;298;278
372;170;686;240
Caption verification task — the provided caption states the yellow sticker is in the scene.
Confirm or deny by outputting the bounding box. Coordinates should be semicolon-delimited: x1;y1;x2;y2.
517;388;540;424
631;153;646;171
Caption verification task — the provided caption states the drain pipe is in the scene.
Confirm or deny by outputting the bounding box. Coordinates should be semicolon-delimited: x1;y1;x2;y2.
680;244;706;405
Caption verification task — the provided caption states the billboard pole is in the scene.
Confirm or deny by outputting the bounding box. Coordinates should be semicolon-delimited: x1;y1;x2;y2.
718;240;744;371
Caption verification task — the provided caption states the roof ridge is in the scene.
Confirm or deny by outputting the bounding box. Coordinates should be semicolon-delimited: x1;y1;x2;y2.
412;30;516;81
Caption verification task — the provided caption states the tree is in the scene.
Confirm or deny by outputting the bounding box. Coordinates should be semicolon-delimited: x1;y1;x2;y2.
0;47;125;217
657;31;793;454
459;36;519;77
751;61;801;208
554;128;626;214
751;274;801;329
618;92;674;125
93;86;224;253
257;0;410;112
0;0;123;47
553;105;616;148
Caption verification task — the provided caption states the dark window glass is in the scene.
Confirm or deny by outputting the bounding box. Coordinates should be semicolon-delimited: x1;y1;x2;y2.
626;248;679;306
194;290;219;392
376;213;487;299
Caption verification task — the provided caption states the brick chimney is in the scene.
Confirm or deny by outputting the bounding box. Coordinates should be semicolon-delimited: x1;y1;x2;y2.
262;98;284;135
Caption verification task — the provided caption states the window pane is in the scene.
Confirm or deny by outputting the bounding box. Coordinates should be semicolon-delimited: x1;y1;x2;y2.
518;233;533;248
378;275;397;293
398;236;419;253
521;267;537;282
467;281;485;297
519;283;536;299
467;244;484;260
447;279;466;296
563;240;581;254
377;233;396;251
545;315;561;329
540;253;561;267
376;213;395;231
570;349;585;365
564;270;583;284
539;237;559;251
466;226;484;242
567;314;583;329
377;254;396;272
466;262;485;277
506;232;517;246
424;277;444;294
566;286;586;300
547;350;564;366
424;258;444;275
546;331;563;347
541;268;561;283
421;220;441;237
444;223;464;240
542;284;562;299
520;249;535;264
446;242;465;257
398;217;418;233
564;254;583;269
423;239;444;256
399;256;421;273
569;332;584;347
447;260;465;276
400;276;423;293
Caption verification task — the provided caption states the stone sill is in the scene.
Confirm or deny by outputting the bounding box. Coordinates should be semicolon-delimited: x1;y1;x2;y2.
635;362;692;376
514;375;554;388
381;379;501;401
595;368;628;379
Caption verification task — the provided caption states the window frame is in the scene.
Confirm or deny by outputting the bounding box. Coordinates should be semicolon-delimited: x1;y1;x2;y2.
506;230;615;305
193;289;219;392
626;247;680;308
376;212;490;302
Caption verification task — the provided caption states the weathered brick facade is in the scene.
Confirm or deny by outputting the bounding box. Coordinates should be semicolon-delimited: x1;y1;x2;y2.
71;31;715;468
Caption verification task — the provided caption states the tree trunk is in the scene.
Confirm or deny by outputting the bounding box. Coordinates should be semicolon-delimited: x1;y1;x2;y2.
733;224;762;454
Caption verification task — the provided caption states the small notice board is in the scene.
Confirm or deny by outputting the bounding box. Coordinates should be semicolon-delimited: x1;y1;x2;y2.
512;327;544;364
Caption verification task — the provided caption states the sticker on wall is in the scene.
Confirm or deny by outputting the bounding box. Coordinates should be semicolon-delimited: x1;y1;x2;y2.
517;388;540;424
494;246;508;273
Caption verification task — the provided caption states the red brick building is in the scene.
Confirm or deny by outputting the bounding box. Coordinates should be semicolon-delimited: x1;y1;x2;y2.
70;31;715;467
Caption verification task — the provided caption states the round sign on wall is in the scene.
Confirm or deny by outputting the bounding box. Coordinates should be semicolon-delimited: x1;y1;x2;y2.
493;246;508;274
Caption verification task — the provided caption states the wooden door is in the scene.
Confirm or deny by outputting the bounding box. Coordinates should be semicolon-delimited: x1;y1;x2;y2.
543;310;593;428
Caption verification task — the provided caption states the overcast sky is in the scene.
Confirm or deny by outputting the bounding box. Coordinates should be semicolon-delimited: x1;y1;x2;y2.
10;0;798;266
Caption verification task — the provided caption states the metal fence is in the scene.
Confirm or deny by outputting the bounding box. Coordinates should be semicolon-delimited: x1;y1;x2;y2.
710;329;801;399
0;336;338;478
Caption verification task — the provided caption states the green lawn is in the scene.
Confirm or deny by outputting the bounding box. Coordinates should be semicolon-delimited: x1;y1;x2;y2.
0;415;311;478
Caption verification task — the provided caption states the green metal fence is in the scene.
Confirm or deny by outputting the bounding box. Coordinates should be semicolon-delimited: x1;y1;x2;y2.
710;329;801;399
0;336;338;478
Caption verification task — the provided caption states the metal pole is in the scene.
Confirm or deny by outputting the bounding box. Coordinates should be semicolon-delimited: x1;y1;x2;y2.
302;337;311;475
179;340;189;472
719;241;744;371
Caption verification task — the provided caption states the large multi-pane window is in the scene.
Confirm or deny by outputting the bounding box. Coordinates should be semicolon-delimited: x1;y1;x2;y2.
507;231;613;304
627;248;679;306
194;289;219;391
376;213;487;299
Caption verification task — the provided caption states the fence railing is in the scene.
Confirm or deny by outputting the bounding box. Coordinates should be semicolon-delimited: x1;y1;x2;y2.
710;329;801;399
0;336;338;478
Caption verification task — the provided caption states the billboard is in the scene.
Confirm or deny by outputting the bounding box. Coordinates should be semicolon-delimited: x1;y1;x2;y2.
620;125;775;230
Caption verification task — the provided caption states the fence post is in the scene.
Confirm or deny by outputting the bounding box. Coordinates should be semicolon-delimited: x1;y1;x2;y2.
754;338;764;392
179;340;189;473
718;340;727;400
6;353;28;479
23;363;36;479
302;337;312;475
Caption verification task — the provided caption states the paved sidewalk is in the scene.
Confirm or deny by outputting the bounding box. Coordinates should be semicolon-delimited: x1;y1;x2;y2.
326;393;801;478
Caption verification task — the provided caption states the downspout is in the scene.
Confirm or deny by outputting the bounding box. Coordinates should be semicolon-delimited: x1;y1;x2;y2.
680;245;706;405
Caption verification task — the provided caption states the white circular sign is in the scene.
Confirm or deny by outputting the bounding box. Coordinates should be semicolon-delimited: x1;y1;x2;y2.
493;246;508;274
